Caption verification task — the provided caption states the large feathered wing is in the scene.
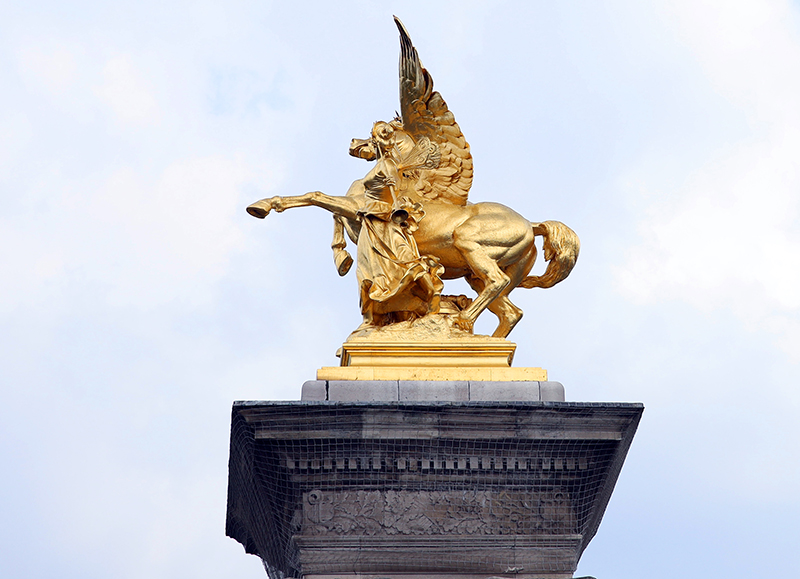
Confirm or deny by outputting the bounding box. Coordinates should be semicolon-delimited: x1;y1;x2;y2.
394;16;473;206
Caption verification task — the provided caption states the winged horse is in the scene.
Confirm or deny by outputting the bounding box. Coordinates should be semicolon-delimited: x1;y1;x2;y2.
247;17;579;338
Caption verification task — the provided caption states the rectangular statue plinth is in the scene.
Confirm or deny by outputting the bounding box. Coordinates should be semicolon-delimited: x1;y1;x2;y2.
317;366;548;381
340;341;517;367
319;340;547;381
226;401;642;579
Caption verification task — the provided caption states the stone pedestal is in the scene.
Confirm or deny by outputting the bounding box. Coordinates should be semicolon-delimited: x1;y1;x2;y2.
226;400;642;579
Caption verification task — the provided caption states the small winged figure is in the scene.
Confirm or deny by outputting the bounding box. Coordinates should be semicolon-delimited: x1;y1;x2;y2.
247;17;579;338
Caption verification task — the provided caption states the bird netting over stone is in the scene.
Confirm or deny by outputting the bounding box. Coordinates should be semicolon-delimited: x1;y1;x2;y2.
226;401;642;579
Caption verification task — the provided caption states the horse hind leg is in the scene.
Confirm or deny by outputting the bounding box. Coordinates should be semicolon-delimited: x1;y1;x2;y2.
489;243;535;337
488;293;523;338
465;276;522;338
453;238;511;332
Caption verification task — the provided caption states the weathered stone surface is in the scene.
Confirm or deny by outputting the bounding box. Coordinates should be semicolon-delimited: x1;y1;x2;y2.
301;380;327;401
469;380;540;401
541;381;566;401
302;379;561;401
327;380;398;401
295;535;581;577
399;380;469;401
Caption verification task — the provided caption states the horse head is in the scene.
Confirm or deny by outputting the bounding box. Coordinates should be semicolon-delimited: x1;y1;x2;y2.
349;137;376;161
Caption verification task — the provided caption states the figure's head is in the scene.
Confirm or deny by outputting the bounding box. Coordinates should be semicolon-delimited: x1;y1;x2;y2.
371;121;396;152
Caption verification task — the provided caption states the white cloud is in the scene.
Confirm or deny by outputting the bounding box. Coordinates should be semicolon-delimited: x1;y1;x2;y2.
0;110;33;180
0;155;253;314
16;43;79;93
96;55;160;126
616;0;800;360
86;155;252;308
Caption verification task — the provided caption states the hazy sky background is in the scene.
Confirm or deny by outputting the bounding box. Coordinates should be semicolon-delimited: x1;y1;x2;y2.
2;1;799;577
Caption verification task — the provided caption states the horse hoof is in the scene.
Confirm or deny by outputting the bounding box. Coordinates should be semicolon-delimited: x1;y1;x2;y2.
246;204;269;219
452;315;474;333
335;252;354;276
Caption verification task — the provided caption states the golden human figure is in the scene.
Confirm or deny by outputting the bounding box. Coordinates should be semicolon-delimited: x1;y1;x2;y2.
247;17;580;339
355;121;444;326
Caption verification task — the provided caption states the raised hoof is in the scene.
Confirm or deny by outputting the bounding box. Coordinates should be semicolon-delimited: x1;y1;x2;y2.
246;203;269;219
335;252;354;276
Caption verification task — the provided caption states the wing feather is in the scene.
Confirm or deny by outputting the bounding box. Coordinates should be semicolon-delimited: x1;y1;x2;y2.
394;16;473;205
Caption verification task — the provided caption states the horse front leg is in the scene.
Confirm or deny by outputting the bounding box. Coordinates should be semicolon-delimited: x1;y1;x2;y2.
247;191;360;221
331;215;354;276
246;192;315;218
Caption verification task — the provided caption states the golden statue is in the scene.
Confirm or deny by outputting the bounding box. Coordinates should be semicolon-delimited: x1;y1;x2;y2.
248;17;579;341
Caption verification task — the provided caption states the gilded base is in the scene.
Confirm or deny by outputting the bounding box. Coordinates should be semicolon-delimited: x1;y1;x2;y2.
321;338;546;381
317;366;547;381
340;340;516;367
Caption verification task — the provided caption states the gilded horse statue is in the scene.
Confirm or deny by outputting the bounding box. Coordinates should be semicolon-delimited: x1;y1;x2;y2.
247;17;579;339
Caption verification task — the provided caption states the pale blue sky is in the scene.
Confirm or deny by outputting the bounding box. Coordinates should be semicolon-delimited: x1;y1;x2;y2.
2;1;799;578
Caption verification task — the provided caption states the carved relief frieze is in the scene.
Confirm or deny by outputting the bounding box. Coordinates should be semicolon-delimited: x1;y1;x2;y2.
301;489;577;536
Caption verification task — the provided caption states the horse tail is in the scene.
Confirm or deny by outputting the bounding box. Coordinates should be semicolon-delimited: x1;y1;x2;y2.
519;220;580;289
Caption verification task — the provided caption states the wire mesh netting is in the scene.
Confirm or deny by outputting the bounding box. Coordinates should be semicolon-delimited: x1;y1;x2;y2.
226;401;642;579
